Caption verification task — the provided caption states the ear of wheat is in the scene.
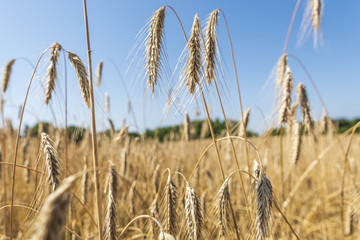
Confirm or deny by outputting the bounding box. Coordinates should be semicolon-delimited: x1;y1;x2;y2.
215;177;230;237
204;9;219;84
41;133;61;192
31;175;76;240
67;51;90;107
239;108;251;137
255;170;273;240
276;54;287;87
164;175;177;236
96;61;104;87
279;67;293;124
185;182;203;240
104;161;118;240
45;42;62;104
2;59;15;94
146;6;166;95
296;83;313;133
291;121;302;165
185;14;202;94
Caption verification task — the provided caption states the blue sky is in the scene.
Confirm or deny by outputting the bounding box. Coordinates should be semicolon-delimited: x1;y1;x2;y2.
0;1;359;133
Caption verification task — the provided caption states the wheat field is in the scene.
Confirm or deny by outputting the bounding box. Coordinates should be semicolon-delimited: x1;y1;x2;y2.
0;1;359;240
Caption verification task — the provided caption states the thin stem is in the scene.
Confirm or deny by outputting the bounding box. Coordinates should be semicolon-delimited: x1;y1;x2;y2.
82;1;103;239
218;8;250;173
9;49;49;240
283;0;302;53
64;51;68;175
197;83;241;240
164;5;188;42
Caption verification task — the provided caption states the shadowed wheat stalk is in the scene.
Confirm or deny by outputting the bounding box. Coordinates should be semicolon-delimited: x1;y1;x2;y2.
146;6;166;94
45;42;62;104
2;59;15;94
67;51;90;107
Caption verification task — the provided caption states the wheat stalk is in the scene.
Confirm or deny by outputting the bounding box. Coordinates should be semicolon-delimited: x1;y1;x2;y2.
45;42;62;104
81;157;88;205
185;14;202;94
67;51;90;107
31;175;76;240
96;61;103;87
146;6;166;94
204;9;219;84
105;93;110;113
185;182;203;240
2;59;15;94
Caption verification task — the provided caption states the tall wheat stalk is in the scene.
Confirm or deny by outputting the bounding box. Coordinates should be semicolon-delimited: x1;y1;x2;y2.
82;1;103;239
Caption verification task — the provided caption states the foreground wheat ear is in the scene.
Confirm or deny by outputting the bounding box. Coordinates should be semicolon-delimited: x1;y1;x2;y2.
45;42;62;104
67;51;90;107
104;161;118;240
254;162;273;240
31;175;76;240
2;59;16;94
146;6;166;95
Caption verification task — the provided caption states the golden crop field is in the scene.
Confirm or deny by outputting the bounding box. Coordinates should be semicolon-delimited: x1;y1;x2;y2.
0;1;359;240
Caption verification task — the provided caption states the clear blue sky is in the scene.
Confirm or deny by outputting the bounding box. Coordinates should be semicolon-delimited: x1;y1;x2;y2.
0;1;359;133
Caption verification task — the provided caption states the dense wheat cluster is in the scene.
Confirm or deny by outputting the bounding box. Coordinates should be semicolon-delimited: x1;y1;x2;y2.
0;1;359;240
